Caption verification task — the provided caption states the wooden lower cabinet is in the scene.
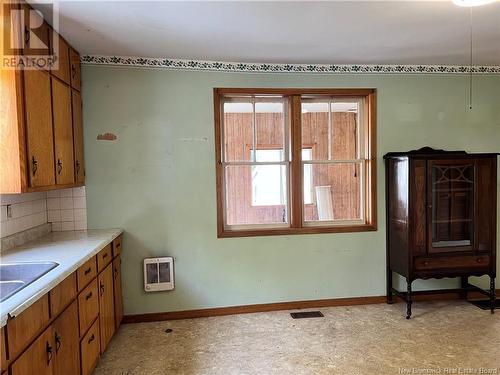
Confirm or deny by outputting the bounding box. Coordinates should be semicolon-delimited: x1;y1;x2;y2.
53;301;80;375
5;237;123;374
11;326;54;375
98;264;115;352
80;319;100;375
113;256;124;328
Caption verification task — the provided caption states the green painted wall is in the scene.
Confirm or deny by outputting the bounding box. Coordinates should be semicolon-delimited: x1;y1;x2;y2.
82;66;500;315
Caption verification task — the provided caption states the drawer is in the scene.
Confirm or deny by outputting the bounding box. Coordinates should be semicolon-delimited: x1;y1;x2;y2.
112;235;122;257
50;272;77;317
97;244;112;273
77;257;97;291
80;319;100;375
78;279;99;336
415;255;490;271
7;294;50;358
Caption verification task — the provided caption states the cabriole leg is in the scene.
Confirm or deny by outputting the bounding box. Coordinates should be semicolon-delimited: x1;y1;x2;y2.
387;270;393;304
490;276;496;314
406;280;412;320
460;276;468;300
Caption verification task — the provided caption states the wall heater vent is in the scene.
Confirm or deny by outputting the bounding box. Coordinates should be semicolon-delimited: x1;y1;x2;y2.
143;257;174;292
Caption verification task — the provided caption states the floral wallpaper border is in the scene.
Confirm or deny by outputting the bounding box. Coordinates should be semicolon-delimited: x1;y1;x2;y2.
81;55;500;75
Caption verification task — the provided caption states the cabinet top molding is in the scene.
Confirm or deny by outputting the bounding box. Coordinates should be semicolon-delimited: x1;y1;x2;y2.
80;55;500;75
384;147;500;159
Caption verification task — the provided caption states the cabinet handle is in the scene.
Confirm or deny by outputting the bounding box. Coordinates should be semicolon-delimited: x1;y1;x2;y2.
100;281;105;296
84;267;92;275
103;252;109;259
85;291;93;300
57;159;63;175
55;332;62;353
114;267;118;278
24;26;30;46
477;258;483;263
71;64;76;78
32;156;38;175
88;334;95;344
46;341;53;364
75;160;81;175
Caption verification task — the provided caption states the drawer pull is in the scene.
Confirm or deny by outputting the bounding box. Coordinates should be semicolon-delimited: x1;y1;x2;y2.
103;252;109;259
423;261;429;267
88;334;95;344
57;159;63;175
85;291;93;300
46;341;53;364
116;243;121;248
55;332;62;352
477;258;483;263
32;156;38;175
84;267;92;275
100;282;105;296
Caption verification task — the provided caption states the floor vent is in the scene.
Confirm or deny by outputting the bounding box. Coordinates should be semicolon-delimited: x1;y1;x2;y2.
290;311;324;319
468;299;500;310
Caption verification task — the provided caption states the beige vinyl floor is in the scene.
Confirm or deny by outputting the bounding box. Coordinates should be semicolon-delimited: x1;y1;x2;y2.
94;301;500;375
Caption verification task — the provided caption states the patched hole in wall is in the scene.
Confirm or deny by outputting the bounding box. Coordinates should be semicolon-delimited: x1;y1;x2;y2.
97;132;117;141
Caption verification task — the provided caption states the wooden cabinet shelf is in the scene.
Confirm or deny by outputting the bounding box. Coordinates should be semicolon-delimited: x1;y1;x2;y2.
0;0;84;193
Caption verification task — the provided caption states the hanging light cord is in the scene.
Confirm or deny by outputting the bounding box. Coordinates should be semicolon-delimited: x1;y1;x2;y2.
469;7;473;110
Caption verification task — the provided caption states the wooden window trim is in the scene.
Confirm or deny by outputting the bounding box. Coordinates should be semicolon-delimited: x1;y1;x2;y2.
214;88;377;238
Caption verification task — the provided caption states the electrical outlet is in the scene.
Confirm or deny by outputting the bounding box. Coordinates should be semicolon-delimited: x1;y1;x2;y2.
6;205;12;219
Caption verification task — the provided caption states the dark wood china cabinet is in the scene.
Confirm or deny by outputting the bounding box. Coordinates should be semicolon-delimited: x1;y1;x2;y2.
384;147;497;319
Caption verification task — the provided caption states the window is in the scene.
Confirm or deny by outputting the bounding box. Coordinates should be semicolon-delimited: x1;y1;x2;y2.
214;88;376;237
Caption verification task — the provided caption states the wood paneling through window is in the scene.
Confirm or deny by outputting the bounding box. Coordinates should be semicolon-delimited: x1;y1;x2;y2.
214;88;377;238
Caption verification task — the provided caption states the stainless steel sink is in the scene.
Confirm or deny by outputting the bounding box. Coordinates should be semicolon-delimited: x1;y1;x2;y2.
0;262;59;302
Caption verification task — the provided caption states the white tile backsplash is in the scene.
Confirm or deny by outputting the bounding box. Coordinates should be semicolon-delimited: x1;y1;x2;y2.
0;187;87;238
46;187;87;232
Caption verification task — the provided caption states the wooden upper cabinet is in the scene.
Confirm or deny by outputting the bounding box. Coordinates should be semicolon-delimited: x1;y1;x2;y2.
10;326;54;375
72;90;85;183
0;2;83;193
23;69;55;188
1;327;6;372
50;33;70;84
98;264;115;353
52;301;80;375
52;78;75;185
70;49;81;90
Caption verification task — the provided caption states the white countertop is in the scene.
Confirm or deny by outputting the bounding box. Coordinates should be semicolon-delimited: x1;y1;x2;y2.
0;229;123;327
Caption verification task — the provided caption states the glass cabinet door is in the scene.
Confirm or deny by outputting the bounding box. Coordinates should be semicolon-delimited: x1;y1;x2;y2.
429;160;475;252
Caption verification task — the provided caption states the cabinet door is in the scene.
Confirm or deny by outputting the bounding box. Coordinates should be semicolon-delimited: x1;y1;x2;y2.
72;90;85;183
52;301;79;375
98;264;115;352
11;326;54;375
52;78;74;185
80;319;100;375
427;159;475;253
69;49;81;91
24;69;55;187
51;34;70;84
22;4;50;65
113;256;124;328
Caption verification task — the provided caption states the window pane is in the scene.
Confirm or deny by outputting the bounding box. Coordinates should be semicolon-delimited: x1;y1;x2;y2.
225;165;288;226
223;102;253;161
302;102;328;160
255;102;285;161
332;102;359;160
303;163;362;222
302;101;359;161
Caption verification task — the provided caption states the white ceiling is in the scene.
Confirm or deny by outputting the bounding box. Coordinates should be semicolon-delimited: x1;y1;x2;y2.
33;1;500;66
